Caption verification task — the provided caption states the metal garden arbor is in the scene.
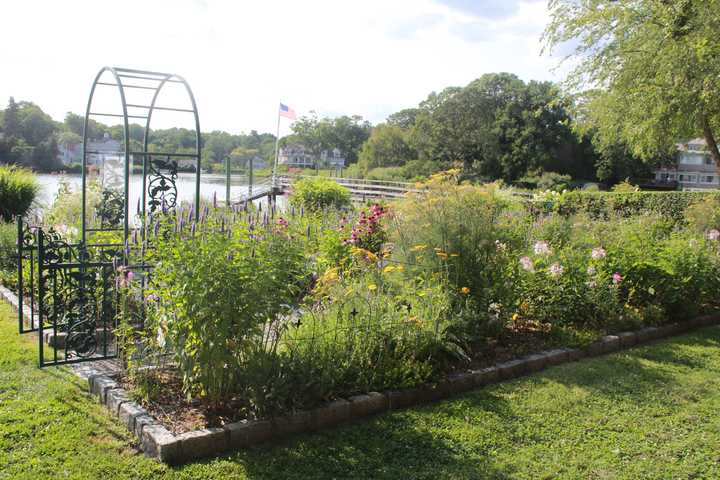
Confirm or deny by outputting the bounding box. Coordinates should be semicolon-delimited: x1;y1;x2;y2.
17;67;202;366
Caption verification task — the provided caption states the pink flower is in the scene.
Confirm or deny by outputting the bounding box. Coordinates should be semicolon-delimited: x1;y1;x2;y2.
519;256;534;272
612;272;623;285
591;247;606;260
533;241;551;256
549;262;564;277
707;229;720;241
277;217;289;228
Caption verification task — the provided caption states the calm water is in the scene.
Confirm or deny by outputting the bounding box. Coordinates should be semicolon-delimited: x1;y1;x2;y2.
35;173;272;210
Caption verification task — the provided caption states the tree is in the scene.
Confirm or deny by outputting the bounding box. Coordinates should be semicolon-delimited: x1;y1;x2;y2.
544;0;720;167
2;97;21;138
407;73;590;182
289;113;371;164
357;124;416;172
18;102;56;145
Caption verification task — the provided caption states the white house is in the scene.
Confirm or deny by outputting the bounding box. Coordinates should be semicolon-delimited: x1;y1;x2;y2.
278;144;346;169
654;138;718;190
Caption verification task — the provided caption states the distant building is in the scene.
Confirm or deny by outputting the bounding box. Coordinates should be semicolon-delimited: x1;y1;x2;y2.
320;148;346;168
278;144;345;169
57;134;123;167
278;144;314;168
654;138;718;190
86;134;122;167
57;142;82;165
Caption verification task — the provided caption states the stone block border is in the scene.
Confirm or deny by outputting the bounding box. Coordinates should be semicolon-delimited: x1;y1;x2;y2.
2;284;719;464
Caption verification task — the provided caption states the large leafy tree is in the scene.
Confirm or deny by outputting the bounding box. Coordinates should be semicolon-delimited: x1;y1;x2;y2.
408;73;589;181
357;124;416;172
288;114;371;164
544;0;720;166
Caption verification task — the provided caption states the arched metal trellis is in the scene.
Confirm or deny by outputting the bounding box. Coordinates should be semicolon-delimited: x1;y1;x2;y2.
16;67;202;367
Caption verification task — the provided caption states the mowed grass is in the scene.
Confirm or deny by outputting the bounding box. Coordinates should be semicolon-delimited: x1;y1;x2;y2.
2;300;720;480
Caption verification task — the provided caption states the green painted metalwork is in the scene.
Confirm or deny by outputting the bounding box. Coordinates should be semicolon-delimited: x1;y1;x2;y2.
15;67;204;367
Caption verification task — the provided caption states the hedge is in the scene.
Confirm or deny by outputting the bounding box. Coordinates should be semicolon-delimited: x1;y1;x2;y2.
530;190;720;223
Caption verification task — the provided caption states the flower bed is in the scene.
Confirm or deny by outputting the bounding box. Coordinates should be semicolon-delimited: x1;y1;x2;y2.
109;172;720;432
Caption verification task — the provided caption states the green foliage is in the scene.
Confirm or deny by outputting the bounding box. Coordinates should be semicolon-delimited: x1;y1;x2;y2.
357;124;416;173
407;73;596;181
532;190;720;224
391;173;526;337
0;222;17;286
685;195;720;234
517;171;572;192
282;270;461;407
544;0;720;166
289;177;351;212
0;165;38;221
143;214;310;405
287;114;371;164
43;178;99;233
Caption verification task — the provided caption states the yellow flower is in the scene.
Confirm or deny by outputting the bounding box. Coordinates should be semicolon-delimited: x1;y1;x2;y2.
512;313;519;321
368;284;377;291
460;287;470;295
450;253;460;257
436;251;449;260
395;265;405;272
383;265;396;274
410;244;427;252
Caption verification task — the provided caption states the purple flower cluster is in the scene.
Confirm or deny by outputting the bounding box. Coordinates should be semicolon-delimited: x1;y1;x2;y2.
345;204;387;252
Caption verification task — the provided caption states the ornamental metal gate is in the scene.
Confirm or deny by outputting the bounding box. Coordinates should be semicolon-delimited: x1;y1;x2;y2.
16;67;202;366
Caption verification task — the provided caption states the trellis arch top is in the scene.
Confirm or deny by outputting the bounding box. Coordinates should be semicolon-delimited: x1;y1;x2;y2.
81;67;202;242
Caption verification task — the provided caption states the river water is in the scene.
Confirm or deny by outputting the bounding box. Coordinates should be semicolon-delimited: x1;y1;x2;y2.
35;173;270;210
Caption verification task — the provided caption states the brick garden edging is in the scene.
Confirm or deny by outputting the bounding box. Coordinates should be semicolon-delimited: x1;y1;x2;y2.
2;284;719;463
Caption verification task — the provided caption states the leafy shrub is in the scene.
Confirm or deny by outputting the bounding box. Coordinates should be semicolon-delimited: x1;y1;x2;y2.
289;177;351;212
279;268;464;410
0;166;38;221
517;171;572;192
685;195;720;234
141;211;311;405
531;190;720;223
391;172;527;337
0;222;17;286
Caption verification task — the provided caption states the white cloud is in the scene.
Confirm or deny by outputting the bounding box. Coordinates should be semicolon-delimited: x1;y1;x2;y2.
0;0;562;135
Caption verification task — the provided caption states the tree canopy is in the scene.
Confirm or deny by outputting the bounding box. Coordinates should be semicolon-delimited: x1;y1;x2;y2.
544;0;720;166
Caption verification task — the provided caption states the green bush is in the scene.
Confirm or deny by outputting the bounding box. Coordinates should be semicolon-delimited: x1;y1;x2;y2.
531;190;720;223
141;212;311;405
0;222;17;286
685;195;720;234
0;166;38;221
391;173;528;338
289;177;351;212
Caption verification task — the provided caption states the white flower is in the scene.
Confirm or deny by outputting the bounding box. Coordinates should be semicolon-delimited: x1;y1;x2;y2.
494;240;507;252
519;256;534;272
587;266;596;275
549;262;564;277
591;247;606;260
156;326;166;349
534;241;551;256
707;229;720;241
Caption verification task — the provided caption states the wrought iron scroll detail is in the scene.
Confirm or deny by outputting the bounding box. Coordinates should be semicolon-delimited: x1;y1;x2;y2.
148;156;178;213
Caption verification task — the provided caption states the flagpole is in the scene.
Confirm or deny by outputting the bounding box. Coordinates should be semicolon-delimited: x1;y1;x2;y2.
272;103;281;190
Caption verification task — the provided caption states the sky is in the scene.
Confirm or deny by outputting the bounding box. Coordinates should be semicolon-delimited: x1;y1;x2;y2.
0;0;564;136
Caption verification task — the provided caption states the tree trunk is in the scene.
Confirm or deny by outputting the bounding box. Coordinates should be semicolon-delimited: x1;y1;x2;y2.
701;115;720;170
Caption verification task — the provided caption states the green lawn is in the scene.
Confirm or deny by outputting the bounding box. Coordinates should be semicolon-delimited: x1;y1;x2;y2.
2;301;720;479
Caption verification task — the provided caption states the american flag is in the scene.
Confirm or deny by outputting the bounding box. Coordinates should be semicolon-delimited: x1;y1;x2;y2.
279;103;297;120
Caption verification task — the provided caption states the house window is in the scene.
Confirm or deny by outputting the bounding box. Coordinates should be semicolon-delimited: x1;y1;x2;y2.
703;175;715;183
679;174;697;182
705;156;715;165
